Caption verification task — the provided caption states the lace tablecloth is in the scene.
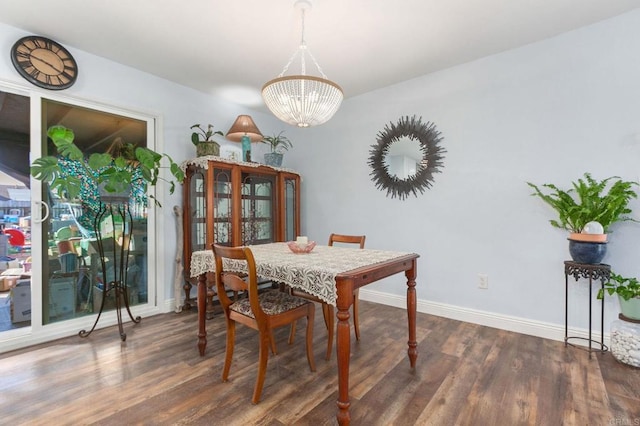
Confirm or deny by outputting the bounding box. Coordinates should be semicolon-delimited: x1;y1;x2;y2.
190;242;412;306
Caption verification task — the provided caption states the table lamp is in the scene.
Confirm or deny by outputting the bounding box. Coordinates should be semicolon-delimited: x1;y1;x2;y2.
226;115;263;162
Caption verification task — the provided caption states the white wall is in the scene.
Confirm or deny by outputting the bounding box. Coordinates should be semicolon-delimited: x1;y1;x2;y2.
284;9;640;341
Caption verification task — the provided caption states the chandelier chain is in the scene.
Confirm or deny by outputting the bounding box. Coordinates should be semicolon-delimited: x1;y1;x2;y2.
262;0;343;127
300;7;306;46
276;6;327;79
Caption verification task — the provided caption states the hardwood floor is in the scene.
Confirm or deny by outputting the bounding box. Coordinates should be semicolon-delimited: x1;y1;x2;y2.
1;301;638;425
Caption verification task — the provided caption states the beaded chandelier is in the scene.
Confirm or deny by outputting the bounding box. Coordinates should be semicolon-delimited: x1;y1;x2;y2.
262;0;343;128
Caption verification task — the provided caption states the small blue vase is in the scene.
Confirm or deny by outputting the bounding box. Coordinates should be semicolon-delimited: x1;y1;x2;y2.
568;239;607;264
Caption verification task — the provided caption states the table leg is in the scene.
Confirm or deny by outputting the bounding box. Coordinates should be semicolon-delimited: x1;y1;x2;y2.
600;278;605;351
564;274;569;345
183;280;193;310
406;259;418;367
335;279;353;425
589;275;593;358
197;272;208;356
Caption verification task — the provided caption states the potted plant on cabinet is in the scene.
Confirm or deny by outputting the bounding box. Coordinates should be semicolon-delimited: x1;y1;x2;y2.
260;131;293;167
527;173;638;264
191;123;224;157
30;124;184;340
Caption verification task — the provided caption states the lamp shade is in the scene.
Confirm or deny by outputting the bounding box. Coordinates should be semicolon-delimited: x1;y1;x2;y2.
226;115;263;142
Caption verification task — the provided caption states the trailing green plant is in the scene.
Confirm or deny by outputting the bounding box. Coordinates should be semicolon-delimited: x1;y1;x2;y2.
597;272;640;300
527;173;638;233
260;131;293;154
31;125;184;206
190;123;223;146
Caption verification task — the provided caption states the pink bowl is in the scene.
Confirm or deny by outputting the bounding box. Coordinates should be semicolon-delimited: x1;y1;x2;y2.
287;240;316;254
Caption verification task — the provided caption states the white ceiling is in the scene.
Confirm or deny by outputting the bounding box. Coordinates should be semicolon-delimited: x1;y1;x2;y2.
0;1;638;110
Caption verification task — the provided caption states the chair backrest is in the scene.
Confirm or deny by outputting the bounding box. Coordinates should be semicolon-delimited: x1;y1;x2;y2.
328;233;366;249
212;244;265;322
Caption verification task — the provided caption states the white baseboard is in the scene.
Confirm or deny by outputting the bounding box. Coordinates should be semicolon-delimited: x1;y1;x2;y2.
164;298;182;313
0;303;165;354
165;292;610;349
358;289;610;348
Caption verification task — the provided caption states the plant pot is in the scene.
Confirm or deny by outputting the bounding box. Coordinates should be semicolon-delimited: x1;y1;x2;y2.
619;296;640;320
264;152;283;167
57;240;75;254
196;141;220;157
567;238;607;264
568;232;607;243
610;318;640;367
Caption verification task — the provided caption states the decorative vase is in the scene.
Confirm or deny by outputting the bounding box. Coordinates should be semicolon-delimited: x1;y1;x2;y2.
567;238;607;264
610;317;640;367
196;141;220;157
619;296;640;321
264;152;283;167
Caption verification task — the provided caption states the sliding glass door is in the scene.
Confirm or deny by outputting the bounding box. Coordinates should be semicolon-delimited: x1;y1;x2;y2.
0;89;30;332
40;99;150;325
0;85;157;344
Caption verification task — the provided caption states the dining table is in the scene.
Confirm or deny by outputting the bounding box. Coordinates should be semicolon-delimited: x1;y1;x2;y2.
190;242;420;425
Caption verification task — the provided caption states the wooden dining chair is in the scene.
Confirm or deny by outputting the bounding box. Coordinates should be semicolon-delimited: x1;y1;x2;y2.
290;233;366;360
212;244;316;404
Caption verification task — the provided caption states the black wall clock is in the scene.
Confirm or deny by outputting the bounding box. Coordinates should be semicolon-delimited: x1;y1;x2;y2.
10;35;78;90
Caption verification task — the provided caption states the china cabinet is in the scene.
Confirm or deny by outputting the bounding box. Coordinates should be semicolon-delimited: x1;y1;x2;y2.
181;157;300;310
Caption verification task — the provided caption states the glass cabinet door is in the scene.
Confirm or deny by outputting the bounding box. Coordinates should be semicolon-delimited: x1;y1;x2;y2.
283;175;299;242
241;173;275;245
213;168;232;246
188;168;206;253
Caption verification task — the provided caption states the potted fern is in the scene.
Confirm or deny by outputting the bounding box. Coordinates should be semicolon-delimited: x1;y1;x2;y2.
527;173;638;263
260;131;293;167
191;123;224;157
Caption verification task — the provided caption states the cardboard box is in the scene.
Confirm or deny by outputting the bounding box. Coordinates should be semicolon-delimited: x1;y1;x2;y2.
11;279;31;323
49;277;75;320
93;285;138;313
0;260;20;271
10;277;77;323
130;233;147;251
0;234;8;257
93;285;116;312
0;276;19;292
0;296;11;331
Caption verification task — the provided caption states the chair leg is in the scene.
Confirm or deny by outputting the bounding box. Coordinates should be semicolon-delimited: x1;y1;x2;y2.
325;304;334;360
288;321;296;345
305;305;316;372
291;295;333;346
222;319;235;382
269;329;278;354
353;289;361;341
252;330;270;404
321;303;331;329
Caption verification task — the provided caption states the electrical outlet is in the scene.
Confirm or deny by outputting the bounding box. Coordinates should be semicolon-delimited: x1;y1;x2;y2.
478;273;489;289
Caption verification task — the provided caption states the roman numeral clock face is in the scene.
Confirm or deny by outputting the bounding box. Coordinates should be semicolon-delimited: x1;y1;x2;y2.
11;36;78;90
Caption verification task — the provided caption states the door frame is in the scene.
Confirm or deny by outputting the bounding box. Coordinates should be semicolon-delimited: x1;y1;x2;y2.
0;79;165;353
